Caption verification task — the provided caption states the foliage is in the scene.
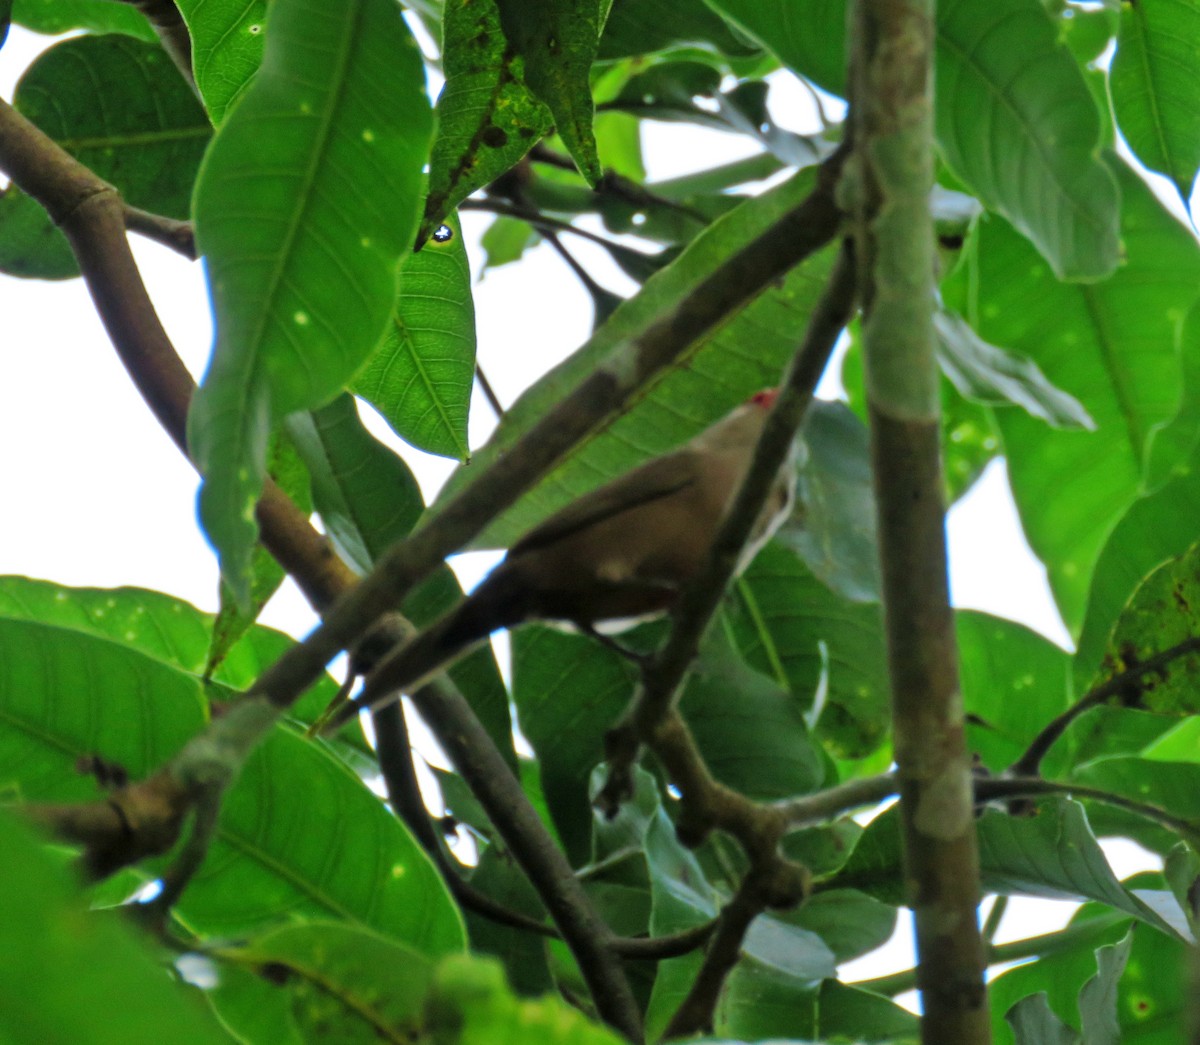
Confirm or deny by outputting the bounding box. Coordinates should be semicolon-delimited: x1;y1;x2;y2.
2;0;1200;1042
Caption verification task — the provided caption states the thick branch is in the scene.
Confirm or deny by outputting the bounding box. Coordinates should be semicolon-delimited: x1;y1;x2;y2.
851;0;989;1038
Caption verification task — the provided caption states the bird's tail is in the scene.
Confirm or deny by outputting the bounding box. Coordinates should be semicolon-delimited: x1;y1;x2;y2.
318;572;518;735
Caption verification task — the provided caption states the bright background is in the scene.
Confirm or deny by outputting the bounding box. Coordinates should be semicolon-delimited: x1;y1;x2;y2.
0;21;1152;1007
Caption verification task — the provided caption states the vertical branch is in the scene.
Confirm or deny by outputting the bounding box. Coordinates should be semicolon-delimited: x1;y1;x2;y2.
850;1;990;1041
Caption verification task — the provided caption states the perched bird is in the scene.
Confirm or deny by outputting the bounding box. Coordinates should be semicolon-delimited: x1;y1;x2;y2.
322;388;794;732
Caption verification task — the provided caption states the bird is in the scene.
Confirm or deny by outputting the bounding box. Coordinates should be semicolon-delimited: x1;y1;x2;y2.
320;388;795;733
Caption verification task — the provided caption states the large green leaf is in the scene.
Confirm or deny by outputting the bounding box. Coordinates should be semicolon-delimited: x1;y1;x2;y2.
710;0;1120;280
946;161;1200;630
211;922;435;1042
0;812;230;1045
599;0;758;60
958;610;1071;773
175;0;268;125
0;34;211;279
1110;0;1200;206
0;575;341;720
835;801;1183;938
778;399;880;603
189;0;433;602
1074;466;1200;691
1089;541;1200;717
495;0;605;183
727;543;890;760
935;309;1093;430
0;615;464;954
11;0;154;39
352;214;477;461
421;0;553;240
438;167;834;550
1144;298;1200;491
424;954;626;1044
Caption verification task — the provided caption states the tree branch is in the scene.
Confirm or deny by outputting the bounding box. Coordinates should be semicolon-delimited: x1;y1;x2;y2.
663;874;771;1038
850;0;989;1036
118;0;197;95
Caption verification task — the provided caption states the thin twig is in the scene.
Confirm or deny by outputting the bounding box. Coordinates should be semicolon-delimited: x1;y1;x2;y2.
663;875;770;1038
776;771;896;828
460;197;648;253
475;364;504;420
123;204;196;259
1010;635;1200;777
977;776;1200;842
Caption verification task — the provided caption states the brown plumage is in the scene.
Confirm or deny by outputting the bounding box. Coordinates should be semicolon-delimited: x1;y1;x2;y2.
322;389;793;732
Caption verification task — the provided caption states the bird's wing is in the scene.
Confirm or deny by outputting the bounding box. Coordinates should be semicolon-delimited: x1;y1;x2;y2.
508;450;697;558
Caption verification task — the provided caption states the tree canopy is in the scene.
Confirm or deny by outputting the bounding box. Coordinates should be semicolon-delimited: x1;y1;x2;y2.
2;0;1200;1043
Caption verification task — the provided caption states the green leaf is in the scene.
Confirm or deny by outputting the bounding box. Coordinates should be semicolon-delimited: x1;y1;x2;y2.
353;214;477;461
836;801;1184;937
463;847;553;995
1144;298;1200;491
0;619;208;801
1091;541;1200;716
439;168;834;550
935;309;1094;429
1078;930;1133;1045
946;161;1200;630
17;35;210;216
175;0;268;125
0;575;340;712
704;0;847;97
681;629;825;801
0;34;211;279
11;0;154;39
779;399;880;603
495;0;605;184
0;186;77;279
1006;993;1080;1045
992;919;1183;1045
0;811;230;1045
423;954;625;1044
206;433;313;677
711;0;1121;280
214;922;435;1041
599;0;759;61
421;0;553;239
958;610;1071;773
184;729;466;954
1111;0;1200;205
727;543;890;760
1074;468;1200;689
715;973;919;1042
480;214;539;271
936;0;1119;280
189;0;433;602
0;0;11;45
512;625;635;861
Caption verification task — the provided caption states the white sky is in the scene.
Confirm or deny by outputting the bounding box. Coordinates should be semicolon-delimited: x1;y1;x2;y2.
0;22;1149;1012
